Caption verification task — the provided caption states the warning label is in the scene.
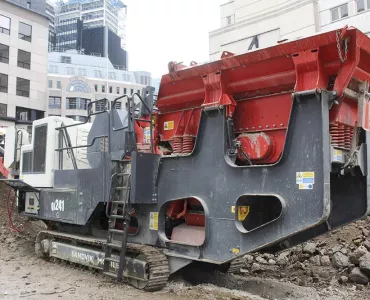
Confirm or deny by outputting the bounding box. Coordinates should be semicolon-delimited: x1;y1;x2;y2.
149;212;158;230
143;127;151;144
333;149;344;162
164;121;174;131
296;172;315;190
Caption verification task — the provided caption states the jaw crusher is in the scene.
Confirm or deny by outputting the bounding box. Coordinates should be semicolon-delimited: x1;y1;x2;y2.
3;26;370;291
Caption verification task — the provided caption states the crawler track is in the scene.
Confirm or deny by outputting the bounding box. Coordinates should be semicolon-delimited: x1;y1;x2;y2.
35;230;170;292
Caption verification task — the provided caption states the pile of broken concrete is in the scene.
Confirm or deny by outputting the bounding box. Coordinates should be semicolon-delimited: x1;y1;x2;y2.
240;218;370;288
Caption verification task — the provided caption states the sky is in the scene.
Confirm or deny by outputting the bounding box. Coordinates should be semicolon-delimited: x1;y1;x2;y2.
123;0;225;78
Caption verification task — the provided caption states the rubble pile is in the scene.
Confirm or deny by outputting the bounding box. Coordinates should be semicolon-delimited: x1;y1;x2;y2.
240;217;370;289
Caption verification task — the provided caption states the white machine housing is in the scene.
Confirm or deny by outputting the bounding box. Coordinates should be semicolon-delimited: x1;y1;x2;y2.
20;117;92;188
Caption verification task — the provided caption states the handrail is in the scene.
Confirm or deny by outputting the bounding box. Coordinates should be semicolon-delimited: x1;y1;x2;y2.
132;92;152;114
55;98;110;131
87;98;110;115
60;122;78;169
111;95;129;132
55;135;107;151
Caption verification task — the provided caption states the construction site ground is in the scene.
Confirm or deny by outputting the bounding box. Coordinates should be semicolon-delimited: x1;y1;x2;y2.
1;187;370;299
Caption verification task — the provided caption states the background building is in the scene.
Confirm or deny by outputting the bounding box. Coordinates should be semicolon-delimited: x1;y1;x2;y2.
47;51;151;121
0;0;49;127
209;0;370;60
7;0;47;16
52;0;128;68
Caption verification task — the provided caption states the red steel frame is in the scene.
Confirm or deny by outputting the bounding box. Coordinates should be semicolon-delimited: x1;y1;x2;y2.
137;27;370;163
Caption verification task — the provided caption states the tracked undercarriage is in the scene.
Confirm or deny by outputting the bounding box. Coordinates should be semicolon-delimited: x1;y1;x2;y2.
35;230;170;291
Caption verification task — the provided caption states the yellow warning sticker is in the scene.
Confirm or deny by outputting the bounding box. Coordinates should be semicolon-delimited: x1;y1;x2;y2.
296;172;315;189
238;206;250;221
164;121;174;131
232;248;240;254
149;212;158;230
231;206;235;213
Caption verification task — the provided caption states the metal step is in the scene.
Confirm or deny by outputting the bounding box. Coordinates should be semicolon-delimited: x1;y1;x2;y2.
117;172;130;177
104;257;120;264
112;200;126;204
110;215;124;220
108;229;125;235
111;159;131;163
102;271;118;278
106;243;122;249
115;187;129;191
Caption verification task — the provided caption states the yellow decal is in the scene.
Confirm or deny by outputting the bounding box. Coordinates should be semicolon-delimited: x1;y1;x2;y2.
231;206;235;213
232;248;240;254
149;212;158;230
238;206;250;221
164;121;174;131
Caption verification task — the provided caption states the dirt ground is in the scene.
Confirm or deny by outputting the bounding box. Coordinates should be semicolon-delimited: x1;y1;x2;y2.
0;185;370;299
0;236;362;300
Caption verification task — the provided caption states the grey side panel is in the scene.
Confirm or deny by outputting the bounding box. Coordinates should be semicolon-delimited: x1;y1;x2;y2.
131;152;160;204
51;154;112;225
152;92;331;263
39;189;78;223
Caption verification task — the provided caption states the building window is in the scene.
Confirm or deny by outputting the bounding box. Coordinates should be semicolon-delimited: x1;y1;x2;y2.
115;102;122;110
94;70;102;78
19;22;32;42
109;72;116;80
66;67;75;75
0;103;7;117
227;16;232;25
124;88;127;94
331;4;349;22
49;65;58;73
116;87;120;94
78;68;87;76
95;100;106;112
0;73;8;93
102;85;105;93
0;15;10;35
16;77;30;97
49;96;61;108
94;84;98;92
66;97;91;110
61;56;71;64
357;0;370;12
17;49;31;69
109;86;112;93
16;107;44;122
48;80;53;88
0;44;9;64
67;80;90;93
57;81;62;89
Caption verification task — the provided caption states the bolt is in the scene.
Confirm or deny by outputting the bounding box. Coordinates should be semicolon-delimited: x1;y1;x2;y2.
266;125;269;128
280;123;284;127
259;126;262;129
